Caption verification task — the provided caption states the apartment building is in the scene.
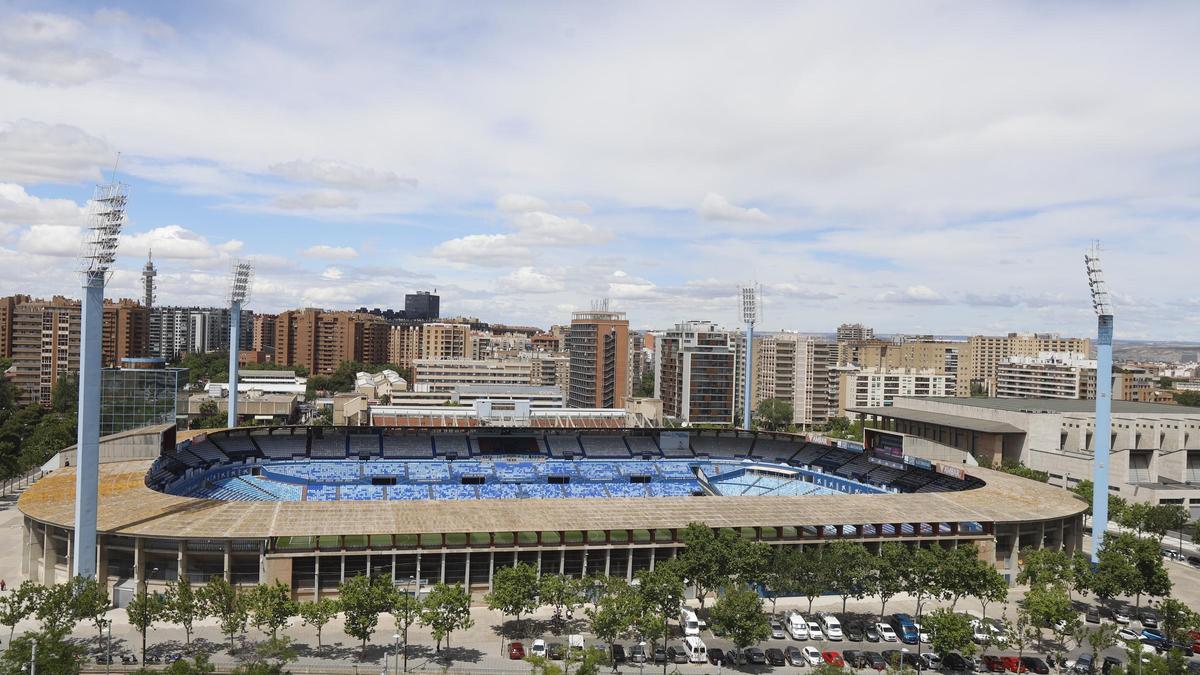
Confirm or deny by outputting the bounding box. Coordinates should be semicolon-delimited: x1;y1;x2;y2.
628;331;651;395
9;296;150;405
959;333;1091;396
997;352;1168;403
836;323;875;343
737;332;838;429
387;324;421;369
150;306;252;360
420;323;473;361
567;308;629;409
0;294;31;359
412;358;534;393
838;367;955;418
251;314;276;354
273;309;390;374
838;337;960;384
655;321;736;425
529;352;570;395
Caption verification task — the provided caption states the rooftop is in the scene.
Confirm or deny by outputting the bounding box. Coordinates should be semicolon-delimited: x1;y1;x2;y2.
846;406;1025;434
905;397;1200;415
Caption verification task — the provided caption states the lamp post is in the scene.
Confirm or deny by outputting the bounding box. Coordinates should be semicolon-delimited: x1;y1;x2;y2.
106;622;112;675
392;633;401;675
227;261;254;429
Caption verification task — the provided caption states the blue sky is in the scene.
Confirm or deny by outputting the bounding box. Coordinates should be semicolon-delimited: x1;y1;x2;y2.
1;1;1198;338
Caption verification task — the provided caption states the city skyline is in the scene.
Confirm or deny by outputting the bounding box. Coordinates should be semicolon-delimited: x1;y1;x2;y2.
2;3;1199;338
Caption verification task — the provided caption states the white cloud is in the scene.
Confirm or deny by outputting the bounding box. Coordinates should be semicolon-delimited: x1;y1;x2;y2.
269;158;416;191
500;267;564;293
302;244;358;260
273;189;358;210
121;225;242;260
431;234;531;266
320;266;343;280
697;193;770;223
0;183;84;227
0;121;111;185
17;224;81;256
511;211;609;246
497;194;550;213
878;285;947;305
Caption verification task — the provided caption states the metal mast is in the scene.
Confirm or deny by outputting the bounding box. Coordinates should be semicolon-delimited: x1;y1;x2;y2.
740;284;760;431
74;179;127;579
227;261;254;428
141;250;156;309
1085;244;1114;563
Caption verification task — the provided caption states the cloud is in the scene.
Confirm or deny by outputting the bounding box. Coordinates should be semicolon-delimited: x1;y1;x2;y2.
121;225;243;260
273;189;358;210
431;234;531;266
302;244;358;260
500;267;564;293
17;224;81;256
269;158;416;191
0;12;123;85
697;193;770;223
431;204;608;266
320;266;343;280
497;194;550;213
0;121;111;185
511;211;608;246
768;282;839;301
878;285;947;305
0;183;85;227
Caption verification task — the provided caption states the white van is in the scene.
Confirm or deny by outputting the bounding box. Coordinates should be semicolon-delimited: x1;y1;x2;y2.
680;608;700;636
787;612;809;640
821;614;843;641
684;635;707;663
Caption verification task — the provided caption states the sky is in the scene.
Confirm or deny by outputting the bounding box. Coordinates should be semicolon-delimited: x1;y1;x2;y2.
1;2;1198;339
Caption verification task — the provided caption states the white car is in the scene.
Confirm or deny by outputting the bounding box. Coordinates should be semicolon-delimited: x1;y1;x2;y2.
1114;609;1133;624
970;619;1007;646
821;614;844;641
788;613;810;640
770;620;786;640
1117;627;1141;642
807;621;824;640
916;623;931;644
802;646;822;666
531;639;547;658
876;623;898;642
921;653;942;669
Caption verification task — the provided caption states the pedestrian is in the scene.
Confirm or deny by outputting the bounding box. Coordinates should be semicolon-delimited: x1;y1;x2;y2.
1;578;7;592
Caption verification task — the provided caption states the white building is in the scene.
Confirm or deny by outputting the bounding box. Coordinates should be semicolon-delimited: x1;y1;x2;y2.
995;352;1095;399
205;370;307;396
837;367;955;418
412;358;535;393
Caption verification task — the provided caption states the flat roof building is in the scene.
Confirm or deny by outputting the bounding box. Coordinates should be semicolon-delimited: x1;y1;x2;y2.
567;308;629;409
655;321;736;425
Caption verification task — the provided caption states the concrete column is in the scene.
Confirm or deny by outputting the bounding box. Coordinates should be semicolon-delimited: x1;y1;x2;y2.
65;534;73;581
558;550;565;575
581;549;588;578
439;553;446;584
464;553;471;587
97;541;110;593
625;547;633;581
391;554;397;582
313;556;320;601
488;552;495;591
604;548;611;577
41;524;54;585
649;547;656;571
340;555;346;584
223;541;233;583
178;541;188;586
415;553;421;587
134;538;146;594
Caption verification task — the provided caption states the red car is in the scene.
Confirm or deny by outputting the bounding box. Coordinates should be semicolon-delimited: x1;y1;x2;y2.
822;651;845;667
981;655;1007;673
1002;656;1028;673
1189;630;1200;654
509;642;525;659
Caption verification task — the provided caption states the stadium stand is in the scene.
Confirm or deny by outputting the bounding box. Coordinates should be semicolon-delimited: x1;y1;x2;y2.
310;432;347;459
381;434;433;458
210;433;258;458
624;436;660;457
255;430;307;460
546;434;582;457
432;484;478;500
340;484;387;500
692;435;754;457
521;484;565;499
386;485;430;500
579;435;631;458
348;433;381;456
605;483;649;498
791;443;831;466
305;485;340;501
749;438;797;460
431;434;470;457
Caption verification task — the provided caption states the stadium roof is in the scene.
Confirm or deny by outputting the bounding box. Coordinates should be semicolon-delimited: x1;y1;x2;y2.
846;406;1025;434
19;459;1085;540
895;397;1200;415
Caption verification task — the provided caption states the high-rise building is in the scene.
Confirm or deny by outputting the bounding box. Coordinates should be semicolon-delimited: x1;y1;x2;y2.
420;323;473;360
9;296;150;405
837;367;955;418
387;324;422;369
567;307;629;409
836;323;875;343
655;321;736;424
839;338;960;389
738;332;837;429
0;294;31;359
251;313;277;354
960;333;1092;396
404;291;440;321
530;352;570;395
273;309;390;374
628;331;652;395
150;306;252;360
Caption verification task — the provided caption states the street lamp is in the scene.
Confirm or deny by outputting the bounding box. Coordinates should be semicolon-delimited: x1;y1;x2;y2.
106;622;112;675
392;633;401;675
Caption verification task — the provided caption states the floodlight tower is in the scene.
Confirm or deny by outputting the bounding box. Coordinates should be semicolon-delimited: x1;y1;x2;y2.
227;261;254;428
740;284;760;431
1085;244;1114;563
74;179;127;579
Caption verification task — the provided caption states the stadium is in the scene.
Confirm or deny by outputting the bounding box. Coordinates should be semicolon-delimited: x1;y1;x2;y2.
18;424;1086;603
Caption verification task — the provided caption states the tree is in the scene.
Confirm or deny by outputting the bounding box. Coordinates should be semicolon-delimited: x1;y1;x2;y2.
1158;597;1200;646
296;597;340;648
1174;390;1200;407
939;544;992;610
0;628;85;675
905;547;944;619
1084;623;1119;668
164;576;208;646
192;400;227;429
246;580;296;640
587;580;639;655
486;562;540;637
1142;503;1189;542
1072;479;1127;525
200;576;249;651
708;586;771;652
50;371;78;414
870;542;910;620
676;523;726;610
1016;547;1070;590
825;541;873;614
33;578;80;634
390;589;422;672
1117;501;1152;534
539;573;585;635
925;608;975;657
973;567;1009;622
792;546;828;614
635;562;685;674
127;590;166;665
756;398;793;431
1023;585;1076;653
420;582;474;651
0;579;42;643
338;573;391;651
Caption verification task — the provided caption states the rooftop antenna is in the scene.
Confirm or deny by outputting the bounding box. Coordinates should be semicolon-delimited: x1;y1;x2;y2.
227;260;254;428
1085;242;1114;563
73;167;128;579
739;283;761;431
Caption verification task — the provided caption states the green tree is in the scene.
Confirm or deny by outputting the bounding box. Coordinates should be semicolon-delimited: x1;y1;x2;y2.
1173;390;1200;407
486;562;540;637
1023;584;1076;653
338;573;392;651
973;567;1009;622
162;653;217;674
50;371;78;413
0;579;42;643
0;628;84;675
587;580;639;654
708;585;771;651
420;582;474;651
1142;503;1189;542
127;589;166;665
1158;597;1200;645
1117;501;1151;534
635;562;685;673
1071;479;1127;525
825;541;873;614
872;542;911;620
246;580;296;640
1016;546;1070;589
296;597;340;648
192;400;227;429
634;371;654;397
905;547;944;619
676;523;726;610
33;578;80;634
792;546;829;614
200;576;249;651
539;573;585;635
1084;623;1119;668
72;576;113;647
164;576;208;646
924;607;975;657
756;398;793;431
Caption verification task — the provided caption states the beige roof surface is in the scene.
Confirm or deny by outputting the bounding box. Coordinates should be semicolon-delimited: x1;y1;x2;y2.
19;461;1086;540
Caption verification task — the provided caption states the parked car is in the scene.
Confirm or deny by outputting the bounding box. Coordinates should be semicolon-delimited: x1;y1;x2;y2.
823;650;845;667
808;620;825;640
1101;656;1122;674
765;648;786;666
744;646;767;665
666;646;688;664
785;646;805;666
863;650;887;671
548;643;565;660
707;647;727;666
982;654;1007;672
876;622;898;642
801;645;822;666
1086;606;1101;624
865;623;881;641
1113;608;1133;624
921;652;942;669
508;642;525;659
847;623;865;641
1001;655;1028;673
771;619;786;640
1022;656;1050;674
1140;609;1160;628
610;644;626;663
652;645;667;663
1141;628;1167;646
1117;627;1141;642
943;652;971;671
843;649;867;668
629;642;646;663
1072;653;1095;674
1165;639;1195;656
1188;555;1200;568
531;639;547;658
